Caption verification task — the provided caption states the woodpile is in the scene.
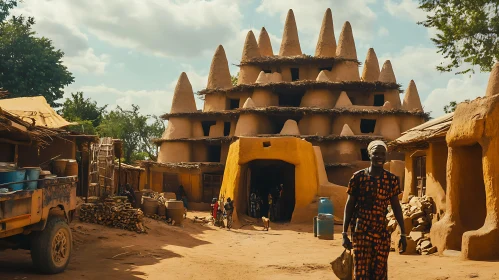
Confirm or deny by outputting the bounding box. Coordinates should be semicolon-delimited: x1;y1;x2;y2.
387;195;437;255
79;196;146;233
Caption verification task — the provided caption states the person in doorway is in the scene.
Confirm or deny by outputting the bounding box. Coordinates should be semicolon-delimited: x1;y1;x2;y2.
267;193;273;221
250;191;257;217
121;184;136;207
342;140;407;280
224;197;234;230
177;185;188;217
255;192;262;218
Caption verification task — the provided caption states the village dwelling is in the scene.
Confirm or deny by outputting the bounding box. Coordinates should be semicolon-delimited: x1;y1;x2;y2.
0;96;98;197
148;8;428;222
389;112;453;223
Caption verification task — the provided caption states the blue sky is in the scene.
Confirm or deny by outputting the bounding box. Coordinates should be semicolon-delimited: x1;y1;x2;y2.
14;0;491;118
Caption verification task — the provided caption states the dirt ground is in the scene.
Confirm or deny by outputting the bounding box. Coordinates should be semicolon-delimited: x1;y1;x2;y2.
0;211;498;280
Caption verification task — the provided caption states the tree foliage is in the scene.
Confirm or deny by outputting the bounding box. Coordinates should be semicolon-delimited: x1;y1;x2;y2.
98;105;164;164
0;16;74;105
59;92;107;127
231;72;239;86
0;0;17;22
419;0;499;74
443;99;470;113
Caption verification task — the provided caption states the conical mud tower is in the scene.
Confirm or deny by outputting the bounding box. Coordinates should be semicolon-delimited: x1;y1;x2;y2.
315;8;336;57
279;9;302;56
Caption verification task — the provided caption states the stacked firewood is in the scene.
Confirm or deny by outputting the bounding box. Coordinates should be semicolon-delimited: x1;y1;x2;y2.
79;196;146;233
387;196;437;255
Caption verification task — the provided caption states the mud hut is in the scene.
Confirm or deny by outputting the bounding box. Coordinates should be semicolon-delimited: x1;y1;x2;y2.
152;8;427;222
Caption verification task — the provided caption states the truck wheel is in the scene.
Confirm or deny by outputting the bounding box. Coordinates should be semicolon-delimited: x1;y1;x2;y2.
30;216;72;274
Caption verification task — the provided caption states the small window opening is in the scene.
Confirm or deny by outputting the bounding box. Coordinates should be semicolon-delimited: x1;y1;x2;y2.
263;69;272;73
278;94;302;107
223;122;231;136
361;149;370;161
291;68;299;81
373;94;385;106
201;121;216;136
207;145;222;162
263;141;271;148
319;66;333;72
360;119;376;133
229;99;240;110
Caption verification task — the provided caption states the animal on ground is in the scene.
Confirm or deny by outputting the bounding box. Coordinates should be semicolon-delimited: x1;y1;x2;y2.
262;216;270;231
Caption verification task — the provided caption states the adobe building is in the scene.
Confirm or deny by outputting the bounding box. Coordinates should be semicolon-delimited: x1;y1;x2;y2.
389;112;453;223
149;8;427;221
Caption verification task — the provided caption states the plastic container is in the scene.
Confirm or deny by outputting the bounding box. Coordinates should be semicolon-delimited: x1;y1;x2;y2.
166;200;184;226
0;169;26;191
24;167;41;190
317;213;334;240
318;197;334;216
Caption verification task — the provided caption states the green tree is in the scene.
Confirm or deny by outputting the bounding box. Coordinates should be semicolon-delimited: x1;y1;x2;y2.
443;99;470;113
0;0;18;22
59;92;107;126
0;16;74;106
418;0;499;74
231;72;239;86
98;105;164;164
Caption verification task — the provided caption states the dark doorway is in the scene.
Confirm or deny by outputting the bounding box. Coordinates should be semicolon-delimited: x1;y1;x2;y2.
360;119;376;133
414;156;427;196
291;68;300;81
319;66;332;72
263;69;272;73
163;173;180;193
203;173;223;203
279;94;302;107
207;145;221;162
247;160;295;222
373;94;385;106
201;121;216;136
223;122;231;136
229;99;240;110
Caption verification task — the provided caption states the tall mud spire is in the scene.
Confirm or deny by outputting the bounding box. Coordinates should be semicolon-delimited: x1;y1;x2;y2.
315;8;336;57
280;119;300;135
258;27;274;56
340;124;355;136
402;80;423;111
241;30;260;61
207;45;232;89
279;9;302;56
486;62;499;96
361;48;380;82
378;60;396;83
170;72;197;114
336;21;357;59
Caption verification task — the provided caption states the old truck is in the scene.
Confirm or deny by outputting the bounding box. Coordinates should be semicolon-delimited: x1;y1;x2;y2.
0;176;77;274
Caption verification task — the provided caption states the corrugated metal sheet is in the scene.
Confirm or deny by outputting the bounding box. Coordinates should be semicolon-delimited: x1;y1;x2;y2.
0;96;75;129
391;113;454;147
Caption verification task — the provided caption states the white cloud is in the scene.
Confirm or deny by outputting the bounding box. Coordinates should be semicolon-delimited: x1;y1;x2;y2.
423;74;489;117
256;0;378;49
378;27;390;37
12;4;110;75
384;0;426;22
17;0;243;59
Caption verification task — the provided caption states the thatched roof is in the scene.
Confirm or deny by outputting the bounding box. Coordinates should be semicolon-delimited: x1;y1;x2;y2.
140;160;225;170
152;134;384;145
197;80;401;97
115;162;145;171
237;55;359;67
161;106;430;120
0;107;60;146
389;113;453;151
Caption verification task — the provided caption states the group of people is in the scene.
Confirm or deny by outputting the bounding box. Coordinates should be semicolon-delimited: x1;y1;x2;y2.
210;197;234;230
250;183;283;222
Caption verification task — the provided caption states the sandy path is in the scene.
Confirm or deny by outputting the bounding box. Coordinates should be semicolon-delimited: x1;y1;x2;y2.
0;211;498;280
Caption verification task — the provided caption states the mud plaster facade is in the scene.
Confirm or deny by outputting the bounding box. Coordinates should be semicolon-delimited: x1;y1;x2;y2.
153;8;426;221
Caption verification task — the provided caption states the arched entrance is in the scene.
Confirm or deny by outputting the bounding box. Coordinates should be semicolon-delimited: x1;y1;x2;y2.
244;160;295;222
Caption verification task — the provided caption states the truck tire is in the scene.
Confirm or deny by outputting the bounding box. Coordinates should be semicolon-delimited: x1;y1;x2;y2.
30;216;72;274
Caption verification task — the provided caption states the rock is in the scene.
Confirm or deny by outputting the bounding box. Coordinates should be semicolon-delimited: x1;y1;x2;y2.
387;219;397;232
409;197;422;208
420;240;432;250
409;231;424;242
417;217;430;225
412;224;426;232
410;210;425;220
403;215;413;235
424;246;438;255
400;237;417;255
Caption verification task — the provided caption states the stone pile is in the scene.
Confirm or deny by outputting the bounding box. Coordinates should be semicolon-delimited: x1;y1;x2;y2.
387;195;437;255
79;196;146;233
